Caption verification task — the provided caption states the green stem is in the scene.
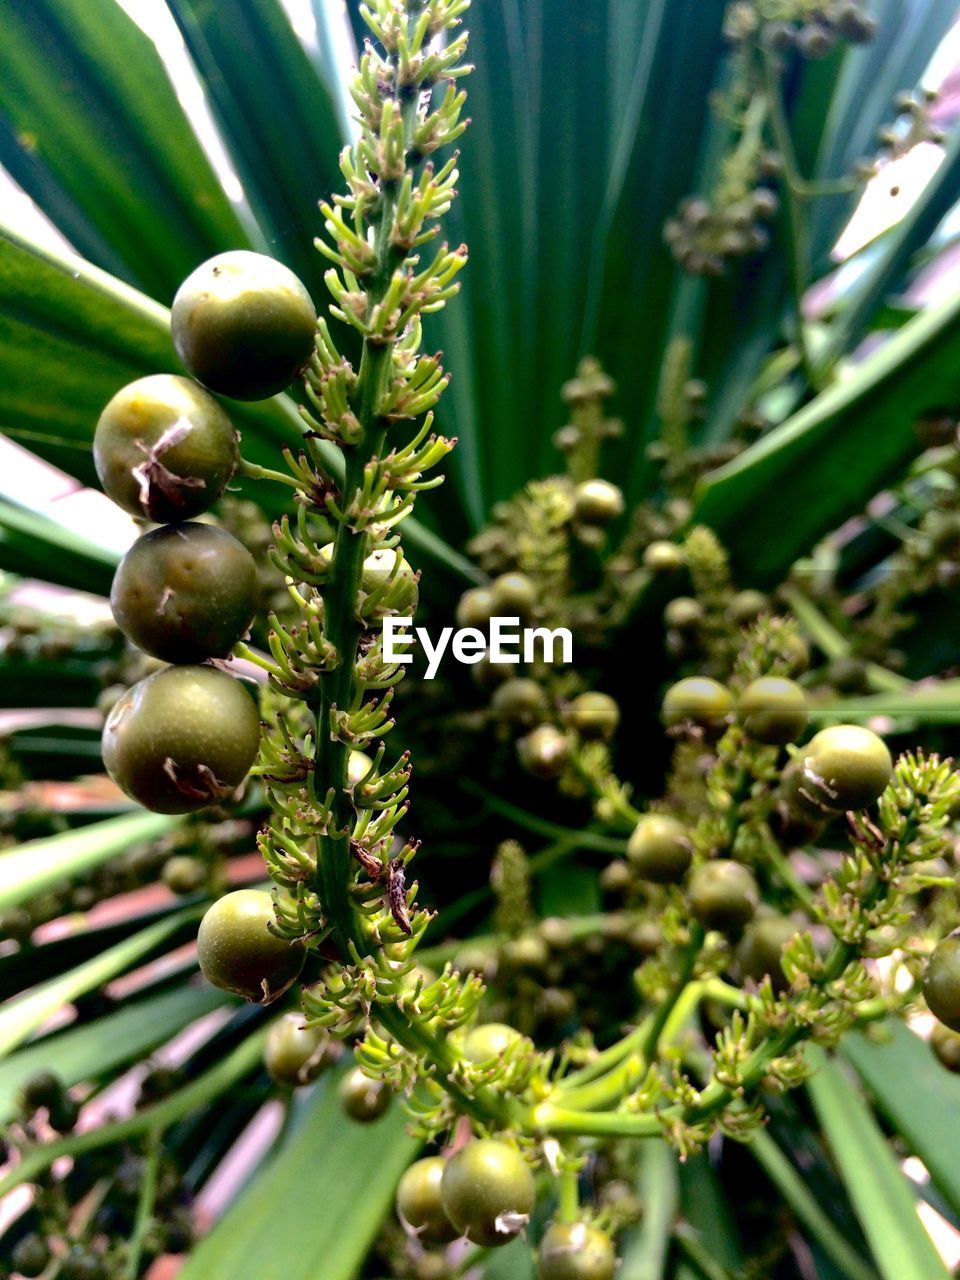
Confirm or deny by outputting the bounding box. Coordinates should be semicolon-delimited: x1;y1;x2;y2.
125;1128;161;1280
639;924;705;1062
238;458;302;489
673;1226;737;1280
559;1159;580;1223
461;782;629;853
780;583;908;693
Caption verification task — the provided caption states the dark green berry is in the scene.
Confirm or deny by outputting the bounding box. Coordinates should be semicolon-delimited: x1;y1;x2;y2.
738;677;808;745
492;678;549;728
47;1092;81;1133
162;854;208;896
537;1221;617;1280
396;1156;458;1244
264;1012;334;1087
94;374;238;521
20;1070;65;1113
518;725;570;779
457;587;496;629
800;724;892;812
440;1140;535;1247
111;523;257;663
931;1021;960;1072
688;860;758;935
661;677;733;730
339;1066;391;1122
171;251;316;400
12;1234;52;1278
737;913;799;990
491;572;537;617
567;692;619;740
925;934;960;1032
627;814;692;884
197;889;304;1004
102;665;260;814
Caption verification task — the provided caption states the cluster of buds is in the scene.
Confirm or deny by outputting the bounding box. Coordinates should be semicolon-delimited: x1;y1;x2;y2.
723;0;877;53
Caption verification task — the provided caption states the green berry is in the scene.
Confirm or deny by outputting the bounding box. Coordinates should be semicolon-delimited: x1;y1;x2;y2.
13;1235;52;1278
627;814;692;884
111;523;257;663
737;913;799;990
572;480;624;525
396;1157;458;1244
518;725;570;779
21;1070;65;1113
171;251;316;400
738;677;808;745
924;934;960;1032
339;1066;391;1122
642;541;684;573
726;590;768;624
462;1022;523;1063
264;1012;334;1087
688;860;758;935
492;678;549;728
567;692;620;740
931;1021;960;1072
664;597;703;631
491;572;538;617
162;854;208;896
197;889;304;1004
800;724;892;812
440;1140;535;1247
537;1221;617;1280
102;665;260;814
457;587;496;629
661;677;733;730
358;548;419;617
94;374;238;521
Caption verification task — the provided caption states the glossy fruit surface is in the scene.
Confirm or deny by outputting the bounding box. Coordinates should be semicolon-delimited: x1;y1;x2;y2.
440;1140;535;1247
664;597;703;630
924;934;960;1031
627;814;692;884
197;889;304;1003
738;677;809;745
264;1012;333;1087
171;251;316;400
518;724;569;779
567;692;620;740
462;1022;523;1063
642;541;684;573
339;1066;391;1122
94;375;238;521
491;572;537;617
396;1157;458;1244
688;860;758;935
102;666;260;814
726;589;768;624
111;523;257;663
800;724;892;811
736;913;799;990
537;1221;617;1280
572;479;624;525
456;587;496;629
661;677;733;730
358;547;419;617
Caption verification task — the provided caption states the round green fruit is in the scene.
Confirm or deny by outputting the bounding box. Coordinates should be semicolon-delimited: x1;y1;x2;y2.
737;677;809;745
13;1234;52;1278
567;692;620;740
396;1157;458;1244
111;523;257;663
572;479;624;525
537;1221;617;1280
661;677;733;731
456;587;496;629
642;541;684;574
462;1022;523;1063
931;1021;960;1072
726;589;768;625
102;665;260;814
736;913;799;990
94;374;238;521
264;1012;334;1087
518;725;570;779
197;889;304;1004
800;724;892;812
440;1140;535;1248
339;1066;391;1122
491;572;537;617
358;547;419;617
688;860;758;935
924;934;960;1032
664;596;703;631
627;814;692;884
162;854;208;896
491;678;549;728
171;251;316;400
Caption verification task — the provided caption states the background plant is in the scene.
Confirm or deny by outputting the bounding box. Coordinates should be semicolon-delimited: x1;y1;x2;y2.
1;1;960;1279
